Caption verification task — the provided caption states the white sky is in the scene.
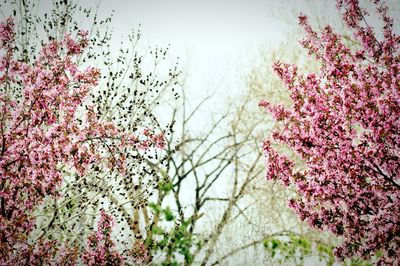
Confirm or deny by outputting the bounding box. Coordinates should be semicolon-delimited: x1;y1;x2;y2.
4;0;397;109
96;0;301;107
1;0;345;110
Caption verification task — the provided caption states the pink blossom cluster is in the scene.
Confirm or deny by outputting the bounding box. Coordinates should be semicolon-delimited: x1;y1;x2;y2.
82;212;150;265
260;0;399;264
126;241;151;264
0;18;164;264
82;211;124;266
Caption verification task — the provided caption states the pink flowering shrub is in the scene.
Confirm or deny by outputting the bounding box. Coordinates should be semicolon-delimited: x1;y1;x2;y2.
0;17;164;264
260;0;399;264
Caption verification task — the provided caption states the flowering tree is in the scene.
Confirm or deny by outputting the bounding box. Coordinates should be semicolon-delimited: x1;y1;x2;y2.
0;0;184;263
0;16;164;264
260;0;399;264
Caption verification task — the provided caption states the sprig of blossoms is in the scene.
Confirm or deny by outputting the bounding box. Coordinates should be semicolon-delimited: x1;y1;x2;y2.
82;211;124;266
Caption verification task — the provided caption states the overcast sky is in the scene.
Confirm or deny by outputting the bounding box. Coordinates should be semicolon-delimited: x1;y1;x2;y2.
0;0;344;107
95;0;323;106
3;0;397;104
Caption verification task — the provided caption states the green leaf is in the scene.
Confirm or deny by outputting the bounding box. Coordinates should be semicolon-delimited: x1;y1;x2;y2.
163;207;175;221
160;181;173;192
271;239;280;249
149;202;161;214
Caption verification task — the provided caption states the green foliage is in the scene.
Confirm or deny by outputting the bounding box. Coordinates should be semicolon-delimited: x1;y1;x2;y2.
149;202;161;215
163;207;175;222
263;233;334;266
159;181;174;193
263;233;373;266
149;203;175;221
148;203;201;264
345;258;373;266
